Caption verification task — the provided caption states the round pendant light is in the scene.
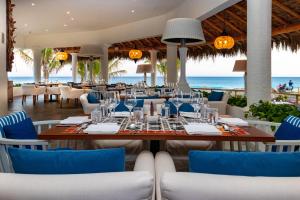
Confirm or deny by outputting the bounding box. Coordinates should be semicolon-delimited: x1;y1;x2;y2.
214;13;235;50
129;48;142;63
56;51;68;61
214;30;235;49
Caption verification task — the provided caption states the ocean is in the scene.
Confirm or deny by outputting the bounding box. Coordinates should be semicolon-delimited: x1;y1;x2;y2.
8;76;300;89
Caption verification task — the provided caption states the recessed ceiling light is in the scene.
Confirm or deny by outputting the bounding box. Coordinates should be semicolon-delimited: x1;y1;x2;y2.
131;10;135;13
70;17;75;21
31;2;35;6
66;11;71;15
64;24;68;27
24;23;28;27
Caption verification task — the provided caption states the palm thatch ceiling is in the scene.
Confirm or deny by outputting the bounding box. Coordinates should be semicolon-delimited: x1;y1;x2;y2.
110;0;300;60
61;0;300;60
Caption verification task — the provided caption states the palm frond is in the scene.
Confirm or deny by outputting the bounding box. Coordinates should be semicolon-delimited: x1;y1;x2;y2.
15;49;33;64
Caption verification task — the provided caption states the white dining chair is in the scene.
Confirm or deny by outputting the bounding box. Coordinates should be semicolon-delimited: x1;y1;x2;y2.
21;85;46;105
59;86;85;108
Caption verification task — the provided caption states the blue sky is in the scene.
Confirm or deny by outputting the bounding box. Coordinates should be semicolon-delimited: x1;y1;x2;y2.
8;48;300;77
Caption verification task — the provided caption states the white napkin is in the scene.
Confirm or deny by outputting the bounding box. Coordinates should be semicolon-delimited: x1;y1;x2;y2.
180;112;199;118
184;123;222;135
218;118;248;126
110;112;130;118
83;123;120;134
60;116;90;125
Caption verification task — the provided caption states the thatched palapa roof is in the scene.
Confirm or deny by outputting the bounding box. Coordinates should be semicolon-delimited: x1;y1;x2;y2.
109;0;300;60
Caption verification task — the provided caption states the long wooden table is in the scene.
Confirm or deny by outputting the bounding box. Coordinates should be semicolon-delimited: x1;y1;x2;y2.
38;125;275;143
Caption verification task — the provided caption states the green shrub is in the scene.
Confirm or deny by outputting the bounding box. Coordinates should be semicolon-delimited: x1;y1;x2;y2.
273;95;288;102
201;91;210;98
227;95;247;108
245;100;300;123
13;83;21;87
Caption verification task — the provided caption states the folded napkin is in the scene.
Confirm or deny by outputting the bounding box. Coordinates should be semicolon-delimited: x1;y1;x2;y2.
60;116;90;125
180;112;199;118
111;112;130;118
184;123;221;135
83;123;120;134
218;118;248;126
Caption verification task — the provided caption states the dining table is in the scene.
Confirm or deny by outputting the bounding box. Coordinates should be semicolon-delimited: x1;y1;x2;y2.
38;116;275;153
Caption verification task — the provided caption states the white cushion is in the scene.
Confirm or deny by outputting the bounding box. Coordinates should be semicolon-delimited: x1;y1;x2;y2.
0;171;153;200
161;172;300;200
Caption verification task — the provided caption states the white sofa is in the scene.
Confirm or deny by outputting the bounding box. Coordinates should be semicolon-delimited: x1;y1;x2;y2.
0;150;155;200
155;151;300;200
206;92;229;115
80;93;99;114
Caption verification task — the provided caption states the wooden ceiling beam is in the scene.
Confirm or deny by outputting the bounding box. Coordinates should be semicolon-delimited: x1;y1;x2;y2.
272;14;288;25
225;10;246;24
204;19;223;33
215;14;244;35
233;4;246;13
273;0;300;18
203;29;215;39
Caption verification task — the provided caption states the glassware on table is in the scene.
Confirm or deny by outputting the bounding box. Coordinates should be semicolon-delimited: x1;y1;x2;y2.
161;102;170;119
108;98;118;118
124;97;137;118
91;105;103;124
171;97;183;120
190;98;200;122
211;108;219;125
133;107;143;124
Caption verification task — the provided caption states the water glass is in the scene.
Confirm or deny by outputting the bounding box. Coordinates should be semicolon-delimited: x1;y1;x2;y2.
133;107;143;124
91;106;102;124
163;103;170;119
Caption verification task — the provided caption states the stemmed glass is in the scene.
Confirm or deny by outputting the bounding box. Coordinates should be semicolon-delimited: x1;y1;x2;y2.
108;98;118;119
124;97;137;118
171;97;183;121
190;97;200;123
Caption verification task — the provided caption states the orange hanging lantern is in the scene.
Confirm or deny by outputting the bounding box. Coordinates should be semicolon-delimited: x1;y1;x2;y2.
214;31;235;50
56;51;68;61
129;48;142;63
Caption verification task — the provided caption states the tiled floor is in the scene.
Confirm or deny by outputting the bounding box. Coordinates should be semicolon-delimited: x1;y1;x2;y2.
8;96;85;121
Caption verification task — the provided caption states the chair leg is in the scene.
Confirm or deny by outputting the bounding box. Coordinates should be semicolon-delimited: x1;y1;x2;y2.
22;95;25;105
33;95;36;105
60;98;63;108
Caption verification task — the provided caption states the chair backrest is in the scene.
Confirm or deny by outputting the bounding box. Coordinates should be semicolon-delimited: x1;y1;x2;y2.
160;172;300;200
0;111;27;138
0;138;48;173
21;85;36;95
47;87;60;95
59;86;72;97
0;171;153;200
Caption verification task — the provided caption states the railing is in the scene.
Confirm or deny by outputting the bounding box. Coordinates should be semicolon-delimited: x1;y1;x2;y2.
192;87;300;104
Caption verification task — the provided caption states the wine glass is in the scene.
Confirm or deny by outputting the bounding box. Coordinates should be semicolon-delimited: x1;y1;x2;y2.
171;97;183;121
124;97;137;117
108;98;118;119
190;98;200;122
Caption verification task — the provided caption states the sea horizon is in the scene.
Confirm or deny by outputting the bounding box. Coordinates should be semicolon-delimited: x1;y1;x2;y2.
8;76;300;89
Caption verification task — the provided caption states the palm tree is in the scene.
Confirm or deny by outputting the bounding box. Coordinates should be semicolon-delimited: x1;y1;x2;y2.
77;58;126;83
41;48;62;81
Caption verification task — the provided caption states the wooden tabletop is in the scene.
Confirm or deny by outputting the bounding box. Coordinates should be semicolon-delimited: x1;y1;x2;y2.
38;125;275;142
